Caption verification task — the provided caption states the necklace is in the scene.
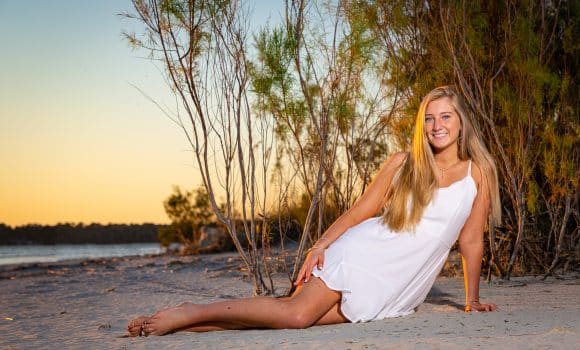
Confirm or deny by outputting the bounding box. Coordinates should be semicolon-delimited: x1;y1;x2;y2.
437;159;461;178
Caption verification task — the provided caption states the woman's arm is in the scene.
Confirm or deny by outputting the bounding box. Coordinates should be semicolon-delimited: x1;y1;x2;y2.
295;152;407;285
458;162;497;312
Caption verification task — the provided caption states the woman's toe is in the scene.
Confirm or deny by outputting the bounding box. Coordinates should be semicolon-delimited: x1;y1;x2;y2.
127;316;149;336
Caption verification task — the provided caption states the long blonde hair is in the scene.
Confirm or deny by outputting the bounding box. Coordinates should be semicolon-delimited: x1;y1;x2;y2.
382;86;501;231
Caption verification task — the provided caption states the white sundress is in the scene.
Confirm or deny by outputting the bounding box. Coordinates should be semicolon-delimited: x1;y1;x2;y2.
311;161;477;322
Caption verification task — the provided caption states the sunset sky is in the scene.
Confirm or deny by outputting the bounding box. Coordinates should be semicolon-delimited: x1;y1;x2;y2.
0;0;282;226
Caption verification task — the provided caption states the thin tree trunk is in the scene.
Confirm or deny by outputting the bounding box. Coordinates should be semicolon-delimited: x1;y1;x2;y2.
488;222;505;278
506;191;526;279
543;188;573;279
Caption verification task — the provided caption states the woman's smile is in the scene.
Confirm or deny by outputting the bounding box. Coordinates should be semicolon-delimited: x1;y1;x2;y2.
424;97;461;152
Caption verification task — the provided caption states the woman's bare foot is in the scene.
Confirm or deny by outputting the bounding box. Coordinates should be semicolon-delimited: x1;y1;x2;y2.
141;303;199;336
127;316;149;337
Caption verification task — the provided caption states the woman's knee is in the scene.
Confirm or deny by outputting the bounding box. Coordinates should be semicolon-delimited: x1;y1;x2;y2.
284;311;316;329
281;278;341;328
280;301;318;329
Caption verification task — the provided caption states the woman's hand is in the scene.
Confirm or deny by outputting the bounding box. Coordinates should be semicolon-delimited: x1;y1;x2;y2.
294;247;325;286
465;301;498;312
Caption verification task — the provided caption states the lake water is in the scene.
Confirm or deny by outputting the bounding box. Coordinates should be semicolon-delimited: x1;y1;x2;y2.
0;243;165;266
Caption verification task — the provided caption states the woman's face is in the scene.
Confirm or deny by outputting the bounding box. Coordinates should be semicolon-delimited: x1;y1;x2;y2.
424;97;462;153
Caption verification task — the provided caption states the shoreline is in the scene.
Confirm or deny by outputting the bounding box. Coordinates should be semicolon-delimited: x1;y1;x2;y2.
0;242;165;267
0;252;578;349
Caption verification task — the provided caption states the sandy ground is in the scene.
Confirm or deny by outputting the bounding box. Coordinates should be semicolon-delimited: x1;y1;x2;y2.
0;252;578;350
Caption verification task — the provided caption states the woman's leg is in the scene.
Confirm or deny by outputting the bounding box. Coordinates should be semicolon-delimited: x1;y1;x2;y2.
129;318;238;335
175;298;347;333
134;277;345;336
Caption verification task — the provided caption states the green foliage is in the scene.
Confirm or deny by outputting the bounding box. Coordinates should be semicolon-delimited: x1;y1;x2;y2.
158;186;213;247
130;0;578;280
361;0;579;276
0;223;159;245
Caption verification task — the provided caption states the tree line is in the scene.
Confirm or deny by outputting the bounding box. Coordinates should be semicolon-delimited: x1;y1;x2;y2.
0;223;159;245
125;0;578;294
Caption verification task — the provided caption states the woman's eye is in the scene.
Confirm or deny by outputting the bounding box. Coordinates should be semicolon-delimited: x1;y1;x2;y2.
425;117;433;123
442;114;451;120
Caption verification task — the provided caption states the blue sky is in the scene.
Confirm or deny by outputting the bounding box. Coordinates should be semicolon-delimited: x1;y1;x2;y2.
0;0;283;226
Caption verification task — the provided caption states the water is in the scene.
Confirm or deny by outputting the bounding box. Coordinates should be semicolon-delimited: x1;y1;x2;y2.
0;243;165;266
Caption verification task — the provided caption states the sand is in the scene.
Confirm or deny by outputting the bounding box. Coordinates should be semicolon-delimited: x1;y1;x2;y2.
0;252;578;349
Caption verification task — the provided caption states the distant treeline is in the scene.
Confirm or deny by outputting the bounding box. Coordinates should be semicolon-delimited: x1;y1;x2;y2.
0;223;162;245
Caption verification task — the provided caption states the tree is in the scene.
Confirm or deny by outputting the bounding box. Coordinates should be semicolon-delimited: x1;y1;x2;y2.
158;186;213;248
125;0;277;294
251;0;402;282
436;0;578;278
359;0;579;277
125;0;578;290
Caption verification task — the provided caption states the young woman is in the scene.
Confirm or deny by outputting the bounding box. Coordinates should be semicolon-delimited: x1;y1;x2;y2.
128;86;500;336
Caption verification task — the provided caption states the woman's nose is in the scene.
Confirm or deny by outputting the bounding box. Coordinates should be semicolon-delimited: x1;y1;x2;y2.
432;117;442;130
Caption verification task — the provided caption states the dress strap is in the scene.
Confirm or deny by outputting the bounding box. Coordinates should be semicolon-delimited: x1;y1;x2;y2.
467;160;472;176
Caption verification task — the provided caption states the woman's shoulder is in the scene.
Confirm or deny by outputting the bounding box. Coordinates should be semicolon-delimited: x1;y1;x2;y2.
386;151;408;168
375;152;407;174
372;152;408;186
470;160;486;190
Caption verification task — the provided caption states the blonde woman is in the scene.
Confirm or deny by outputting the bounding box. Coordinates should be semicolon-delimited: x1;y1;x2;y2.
128;86;499;336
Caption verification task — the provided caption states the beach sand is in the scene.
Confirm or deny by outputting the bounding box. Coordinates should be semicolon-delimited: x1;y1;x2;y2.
0;252;578;349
